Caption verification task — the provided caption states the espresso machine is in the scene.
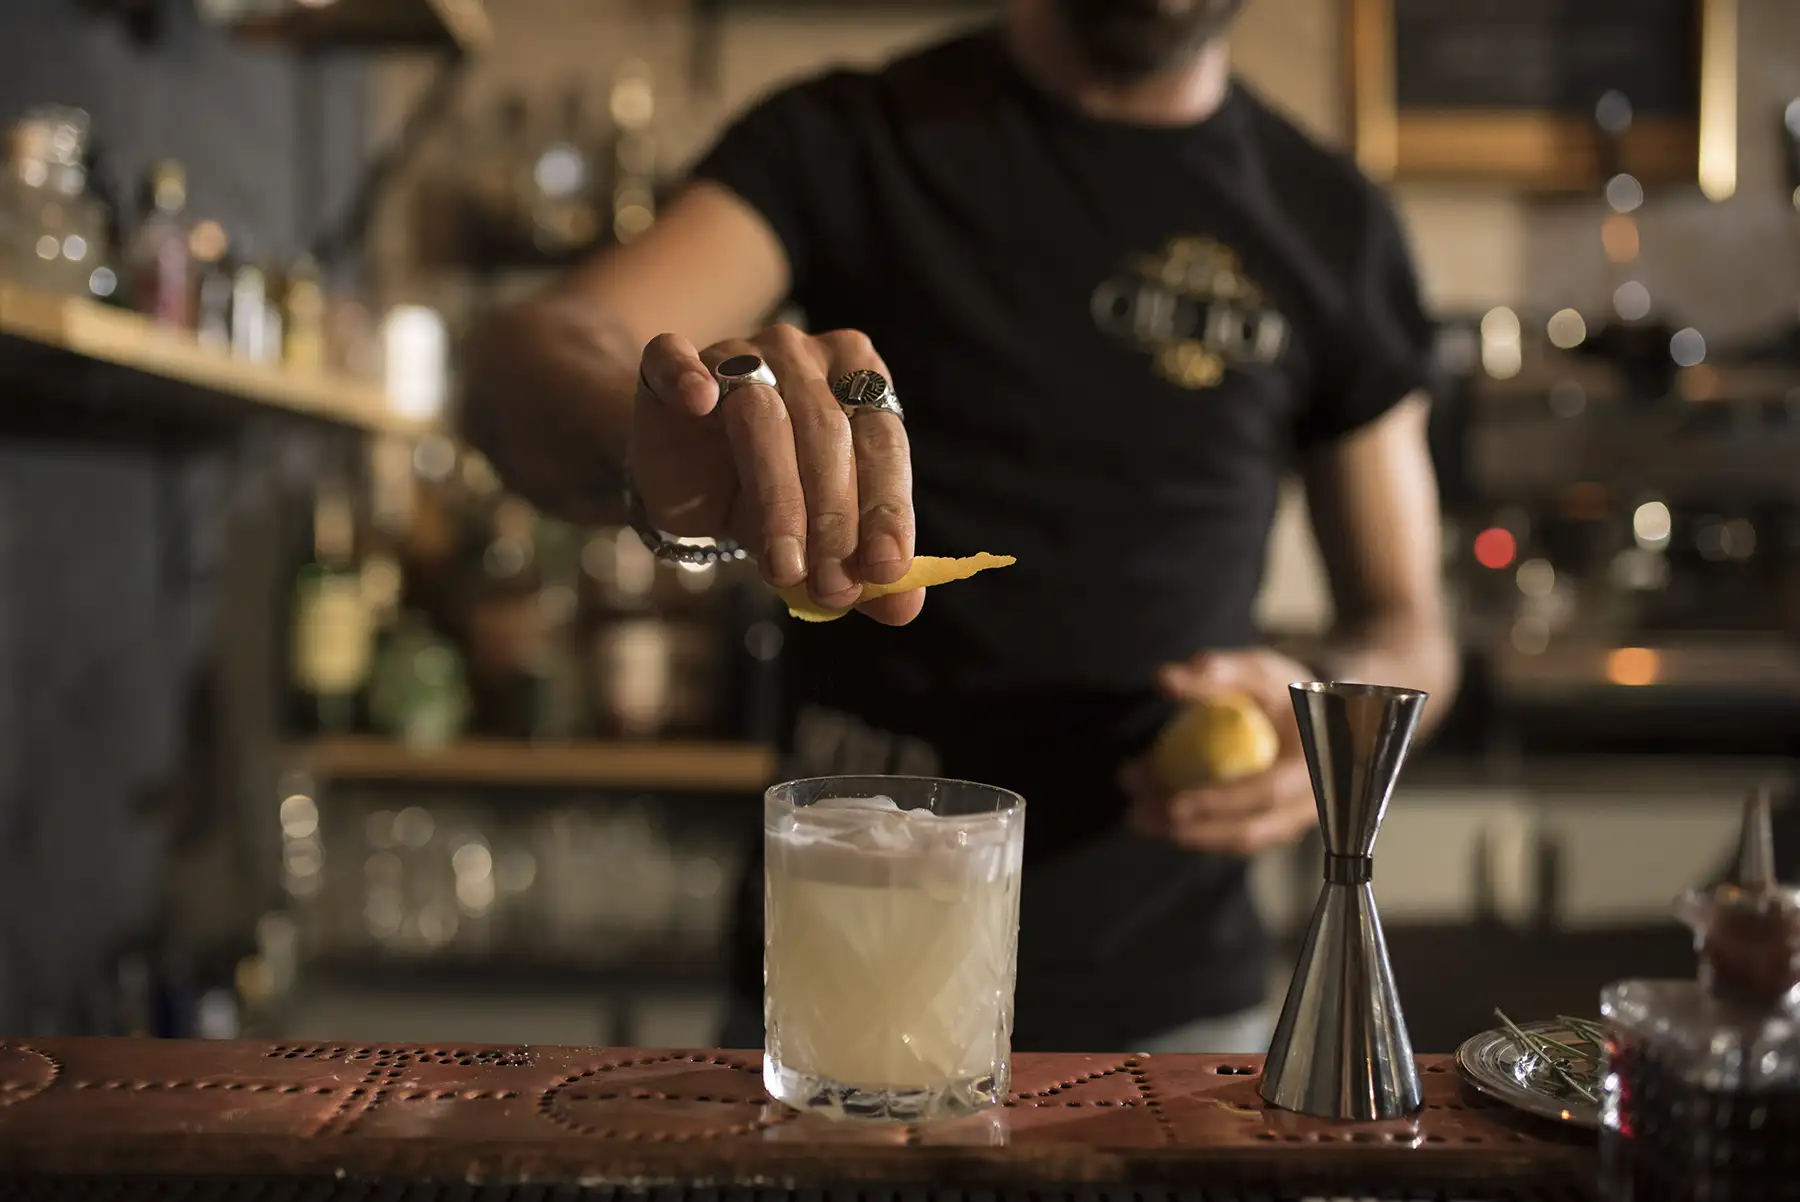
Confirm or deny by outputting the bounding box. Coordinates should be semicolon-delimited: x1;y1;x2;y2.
1431;100;1800;756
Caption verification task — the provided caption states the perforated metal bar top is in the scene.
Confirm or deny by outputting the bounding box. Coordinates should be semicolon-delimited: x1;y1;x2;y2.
0;1040;1593;1195
3;1180;1598;1202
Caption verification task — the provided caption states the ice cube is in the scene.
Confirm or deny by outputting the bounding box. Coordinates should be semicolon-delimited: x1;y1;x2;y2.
845;806;917;854
809;795;900;812
787;795;932;855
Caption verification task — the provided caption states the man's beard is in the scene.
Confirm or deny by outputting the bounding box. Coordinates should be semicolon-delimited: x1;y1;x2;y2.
1052;0;1246;81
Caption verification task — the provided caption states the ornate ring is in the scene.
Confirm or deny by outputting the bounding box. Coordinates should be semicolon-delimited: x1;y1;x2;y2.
830;369;904;421
712;352;780;399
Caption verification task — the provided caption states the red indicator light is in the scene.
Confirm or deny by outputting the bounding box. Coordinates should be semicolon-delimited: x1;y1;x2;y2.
1474;527;1517;570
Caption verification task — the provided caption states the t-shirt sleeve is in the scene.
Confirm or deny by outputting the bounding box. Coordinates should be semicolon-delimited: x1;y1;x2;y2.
1297;188;1437;449
688;77;856;305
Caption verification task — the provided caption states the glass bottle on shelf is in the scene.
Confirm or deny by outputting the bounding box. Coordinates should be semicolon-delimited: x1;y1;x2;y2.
229;242;269;363
1600;788;1800;1200
190;220;232;352
367;610;469;751
608;61;658;243
526;84;601;259
3;106;110;299
461;493;551;738
282;253;326;371
291;485;376;735
127;159;192;327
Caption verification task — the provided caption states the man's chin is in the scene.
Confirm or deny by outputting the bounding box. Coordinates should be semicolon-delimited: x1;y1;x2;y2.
1081;44;1197;84
1056;0;1246;81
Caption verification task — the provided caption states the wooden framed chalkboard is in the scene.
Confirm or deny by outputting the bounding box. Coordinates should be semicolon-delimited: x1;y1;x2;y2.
1348;0;1738;196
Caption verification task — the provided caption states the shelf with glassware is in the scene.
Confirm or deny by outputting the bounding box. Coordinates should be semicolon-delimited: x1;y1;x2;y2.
271;763;755;985
282;438;788;757
415;66;664;281
271;428;784;985
0;106;427;436
0;281;418;435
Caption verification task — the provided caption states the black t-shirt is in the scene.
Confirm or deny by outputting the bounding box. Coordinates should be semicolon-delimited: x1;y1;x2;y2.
692;28;1434;1049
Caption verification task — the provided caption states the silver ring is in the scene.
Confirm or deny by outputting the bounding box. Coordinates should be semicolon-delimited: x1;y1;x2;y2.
831;369;904;422
712;352;780;399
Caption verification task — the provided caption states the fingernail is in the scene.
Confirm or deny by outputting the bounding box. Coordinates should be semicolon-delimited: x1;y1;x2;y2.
768;537;805;584
811;558;857;601
862;534;903;576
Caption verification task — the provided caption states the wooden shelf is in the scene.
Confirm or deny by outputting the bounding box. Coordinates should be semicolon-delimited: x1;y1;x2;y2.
292;736;777;793
227;0;490;53
0;284;419;436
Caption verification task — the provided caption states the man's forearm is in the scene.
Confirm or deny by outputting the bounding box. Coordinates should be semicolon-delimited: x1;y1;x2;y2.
459;291;644;519
1314;612;1461;737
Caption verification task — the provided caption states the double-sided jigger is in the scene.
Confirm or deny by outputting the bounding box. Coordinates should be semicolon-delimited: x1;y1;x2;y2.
1260;681;1429;1122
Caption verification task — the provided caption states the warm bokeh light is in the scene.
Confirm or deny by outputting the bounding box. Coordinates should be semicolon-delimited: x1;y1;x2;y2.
1679;364;1722;402
1516;558;1556;598
1602;214;1640;264
1595;90;1633;135
1474;527;1518;570
1604;173;1644;213
1670;327;1706;367
1480;306;1522;379
1547;309;1587;349
1613;281;1652;321
188;219;227;261
1605;647;1661;687
1632;500;1672;548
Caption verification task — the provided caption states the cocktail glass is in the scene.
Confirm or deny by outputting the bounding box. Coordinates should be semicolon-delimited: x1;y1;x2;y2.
762;774;1025;1121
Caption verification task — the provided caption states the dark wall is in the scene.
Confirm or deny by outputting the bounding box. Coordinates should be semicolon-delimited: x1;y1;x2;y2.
0;0;368;262
0;0;369;1035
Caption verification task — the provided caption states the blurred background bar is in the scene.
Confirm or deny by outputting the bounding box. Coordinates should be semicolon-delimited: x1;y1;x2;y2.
0;0;1797;1054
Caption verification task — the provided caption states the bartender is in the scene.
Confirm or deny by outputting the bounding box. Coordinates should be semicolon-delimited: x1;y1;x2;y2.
462;0;1458;1053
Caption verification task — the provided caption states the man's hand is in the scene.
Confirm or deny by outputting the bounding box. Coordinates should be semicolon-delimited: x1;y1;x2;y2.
1121;648;1317;857
631;323;922;626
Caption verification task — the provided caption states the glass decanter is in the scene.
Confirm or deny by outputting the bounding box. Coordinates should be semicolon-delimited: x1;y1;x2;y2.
1600;788;1800;1201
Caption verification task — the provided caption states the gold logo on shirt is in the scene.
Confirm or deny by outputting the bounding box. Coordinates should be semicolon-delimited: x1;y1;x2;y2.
1090;236;1290;390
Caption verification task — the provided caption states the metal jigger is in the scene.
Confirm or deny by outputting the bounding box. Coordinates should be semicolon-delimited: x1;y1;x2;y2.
1259;681;1429;1122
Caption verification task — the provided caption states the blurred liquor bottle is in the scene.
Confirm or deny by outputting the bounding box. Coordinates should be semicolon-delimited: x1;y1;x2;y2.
2;106;114;301
290;483;375;735
525;83;603;259
190;220;233;352
608;61;657;243
458;477;555;738
282;253;327;371
127;159;192;327
367;436;472;749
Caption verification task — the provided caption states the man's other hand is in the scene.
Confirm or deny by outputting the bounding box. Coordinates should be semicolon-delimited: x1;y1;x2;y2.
631;324;921;627
1121;648;1317;856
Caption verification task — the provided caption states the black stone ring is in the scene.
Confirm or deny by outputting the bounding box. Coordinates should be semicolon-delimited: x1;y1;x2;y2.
712;352;780;399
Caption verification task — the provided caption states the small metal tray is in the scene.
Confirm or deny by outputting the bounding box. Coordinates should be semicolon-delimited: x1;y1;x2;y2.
1455;1018;1601;1130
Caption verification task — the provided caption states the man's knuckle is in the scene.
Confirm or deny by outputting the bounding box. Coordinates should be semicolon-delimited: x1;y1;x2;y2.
762;322;810;352
724;386;787;426
793;396;850;438
860;499;913;530
853;418;908;460
823;328;876;359
760;499;808;533
809;508;859;550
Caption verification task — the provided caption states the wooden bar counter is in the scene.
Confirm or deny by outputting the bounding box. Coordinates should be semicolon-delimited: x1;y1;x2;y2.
0;1039;1593;1200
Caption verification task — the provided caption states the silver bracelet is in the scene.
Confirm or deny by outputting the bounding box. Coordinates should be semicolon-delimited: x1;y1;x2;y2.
623;468;747;566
